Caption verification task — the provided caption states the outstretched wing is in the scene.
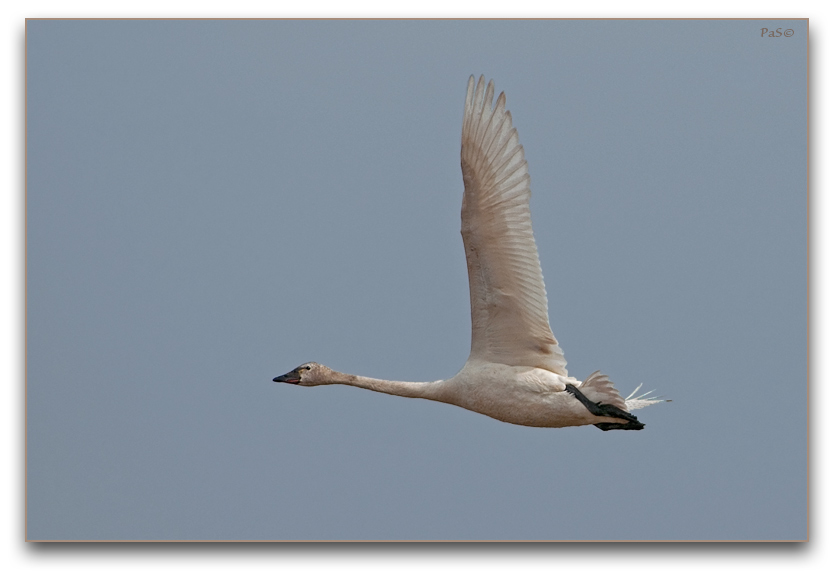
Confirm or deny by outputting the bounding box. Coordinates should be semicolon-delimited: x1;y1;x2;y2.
460;75;567;376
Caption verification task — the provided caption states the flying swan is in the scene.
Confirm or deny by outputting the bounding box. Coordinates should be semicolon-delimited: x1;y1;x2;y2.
274;76;666;430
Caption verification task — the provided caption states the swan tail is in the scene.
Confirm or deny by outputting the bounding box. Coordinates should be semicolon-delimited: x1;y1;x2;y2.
573;372;667;431
578;371;628;412
624;383;671;412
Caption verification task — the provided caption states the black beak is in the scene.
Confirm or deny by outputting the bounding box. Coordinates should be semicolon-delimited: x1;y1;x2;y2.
273;369;301;384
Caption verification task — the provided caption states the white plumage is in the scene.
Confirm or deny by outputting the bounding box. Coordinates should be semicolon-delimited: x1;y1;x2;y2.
274;76;667;430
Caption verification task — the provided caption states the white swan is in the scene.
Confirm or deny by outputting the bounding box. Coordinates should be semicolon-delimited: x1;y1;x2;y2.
274;76;666;430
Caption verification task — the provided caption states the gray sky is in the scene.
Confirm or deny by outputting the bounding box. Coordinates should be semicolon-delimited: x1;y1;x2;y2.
26;19;807;541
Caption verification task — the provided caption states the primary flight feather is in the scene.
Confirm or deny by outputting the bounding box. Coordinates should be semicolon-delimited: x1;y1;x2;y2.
274;76;667;430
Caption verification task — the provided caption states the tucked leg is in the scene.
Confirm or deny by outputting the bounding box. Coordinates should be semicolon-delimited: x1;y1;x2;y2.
564;384;645;431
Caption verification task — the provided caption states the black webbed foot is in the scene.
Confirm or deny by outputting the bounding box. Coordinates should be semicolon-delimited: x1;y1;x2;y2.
564;384;645;431
593;420;645;431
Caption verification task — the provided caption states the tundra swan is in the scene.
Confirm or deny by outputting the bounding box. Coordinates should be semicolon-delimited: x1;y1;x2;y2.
274;76;666;430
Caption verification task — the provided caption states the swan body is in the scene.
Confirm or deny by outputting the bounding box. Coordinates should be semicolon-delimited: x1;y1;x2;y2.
274;76;667;430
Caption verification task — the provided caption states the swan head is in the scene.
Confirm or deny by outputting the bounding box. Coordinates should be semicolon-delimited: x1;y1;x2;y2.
273;362;329;386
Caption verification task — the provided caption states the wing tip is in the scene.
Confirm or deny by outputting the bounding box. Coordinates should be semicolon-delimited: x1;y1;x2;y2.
467;75;496;111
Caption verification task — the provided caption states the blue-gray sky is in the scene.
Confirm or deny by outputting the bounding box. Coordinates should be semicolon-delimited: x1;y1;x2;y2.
26;19;807;541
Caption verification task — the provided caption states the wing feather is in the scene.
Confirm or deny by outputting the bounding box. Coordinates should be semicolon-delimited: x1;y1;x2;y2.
460;75;567;375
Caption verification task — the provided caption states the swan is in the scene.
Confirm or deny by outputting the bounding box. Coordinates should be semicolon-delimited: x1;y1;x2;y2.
274;76;666;430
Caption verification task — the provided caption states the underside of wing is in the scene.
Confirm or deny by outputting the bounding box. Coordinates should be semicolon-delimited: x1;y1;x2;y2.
460;75;567;376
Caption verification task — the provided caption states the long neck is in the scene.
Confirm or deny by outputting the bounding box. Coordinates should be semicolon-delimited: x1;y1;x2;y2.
326;370;447;401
